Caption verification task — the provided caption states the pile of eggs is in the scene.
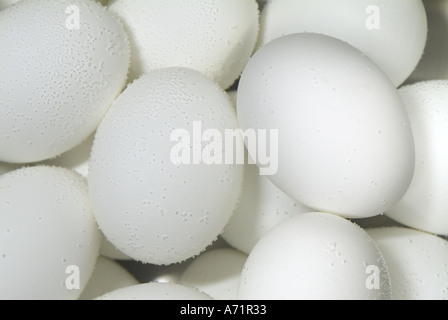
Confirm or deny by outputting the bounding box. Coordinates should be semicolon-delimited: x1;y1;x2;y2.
1;0;447;300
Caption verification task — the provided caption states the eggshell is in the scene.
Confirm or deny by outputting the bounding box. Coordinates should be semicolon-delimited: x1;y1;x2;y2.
96;282;212;300
238;212;392;300
108;0;259;89
0;166;101;300
221;164;311;254
179;248;247;300
88;67;244;265
367;227;448;300
79;256;139;300
0;0;130;163
386;81;448;235
258;0;427;87
237;33;415;219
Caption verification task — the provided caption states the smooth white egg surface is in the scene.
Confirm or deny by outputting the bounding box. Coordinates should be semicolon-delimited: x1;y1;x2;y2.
0;0;130;164
367;227;448;300
386;80;448;235
108;0;259;89
258;0;427;87
179;248;247;300
237;33;415;219
238;212;392;300
96;282;212;300
79;256;139;300
221;164;311;254
0;166;101;300
88;67;244;265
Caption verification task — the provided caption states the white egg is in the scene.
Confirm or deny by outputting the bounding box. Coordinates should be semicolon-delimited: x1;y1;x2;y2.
88;67;244;265
0;166;101;300
179;248;247;300
238;212;392;300
108;0;259;89
386;81;448;235
258;0;427;87
367;227;448;300
221;164;311;254
237;33;415;219
79;256;139;300
96;282;212;300
0;0;130;163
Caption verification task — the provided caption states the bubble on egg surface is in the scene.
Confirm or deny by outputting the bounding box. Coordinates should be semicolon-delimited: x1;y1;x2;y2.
0;0;130;164
95;282;212;300
367;227;448;300
107;0;259;89
386;80;448;236
238;212;392;300
258;0;427;87
79;256;139;300
88;67;244;265
237;33;415;219
0;166;101;300
179;248;247;300
221;164;311;255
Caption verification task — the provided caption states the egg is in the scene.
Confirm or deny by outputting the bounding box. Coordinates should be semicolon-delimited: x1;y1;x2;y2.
367;227;448;300
386;81;448;235
258;0;427;87
238;212;392;300
0;166;101;300
221;164;311;254
0;0;130;164
107;0;259;89
237;33;415;219
88;67;244;265
95;282;212;300
179;248;247;300
79;257;139;300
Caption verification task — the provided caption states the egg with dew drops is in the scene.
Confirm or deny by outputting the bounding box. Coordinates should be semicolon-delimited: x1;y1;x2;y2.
0;166;101;300
88;67;244;265
0;0;130;164
107;0;259;89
